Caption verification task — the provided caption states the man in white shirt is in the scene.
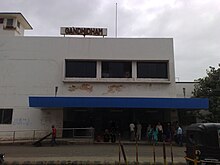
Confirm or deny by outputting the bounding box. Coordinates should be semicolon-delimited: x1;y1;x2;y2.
177;125;183;146
129;122;135;141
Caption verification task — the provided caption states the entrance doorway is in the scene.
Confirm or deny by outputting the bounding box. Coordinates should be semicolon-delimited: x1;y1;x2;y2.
63;108;170;139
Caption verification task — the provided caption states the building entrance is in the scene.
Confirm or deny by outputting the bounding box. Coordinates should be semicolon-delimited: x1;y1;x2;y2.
63;108;170;139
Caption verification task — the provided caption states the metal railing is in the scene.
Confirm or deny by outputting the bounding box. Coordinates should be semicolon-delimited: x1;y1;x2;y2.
0;127;95;143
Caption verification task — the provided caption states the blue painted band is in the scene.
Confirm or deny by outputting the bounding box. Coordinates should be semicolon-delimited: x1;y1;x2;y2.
29;96;209;109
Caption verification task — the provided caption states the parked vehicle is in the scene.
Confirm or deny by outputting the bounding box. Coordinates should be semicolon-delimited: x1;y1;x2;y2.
0;153;4;165
185;123;220;165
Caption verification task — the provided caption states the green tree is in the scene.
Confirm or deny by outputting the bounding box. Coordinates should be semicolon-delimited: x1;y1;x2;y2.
193;64;220;122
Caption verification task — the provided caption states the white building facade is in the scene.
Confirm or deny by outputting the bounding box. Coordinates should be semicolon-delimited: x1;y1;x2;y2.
0;13;208;139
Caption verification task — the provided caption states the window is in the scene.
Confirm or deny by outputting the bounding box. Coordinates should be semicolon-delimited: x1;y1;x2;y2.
65;60;96;78
137;61;168;78
6;18;14;28
0;18;3;24
102;61;132;78
0;109;13;124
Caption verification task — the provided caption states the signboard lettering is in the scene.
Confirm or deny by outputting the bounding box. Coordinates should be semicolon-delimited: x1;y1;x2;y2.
60;27;107;36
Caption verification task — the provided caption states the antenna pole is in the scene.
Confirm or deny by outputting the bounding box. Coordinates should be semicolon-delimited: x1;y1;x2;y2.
115;3;118;38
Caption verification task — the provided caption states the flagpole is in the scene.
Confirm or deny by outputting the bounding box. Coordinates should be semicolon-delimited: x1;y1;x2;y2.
115;3;118;38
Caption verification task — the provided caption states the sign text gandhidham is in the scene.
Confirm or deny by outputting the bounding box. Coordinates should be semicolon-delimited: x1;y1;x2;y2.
60;27;107;36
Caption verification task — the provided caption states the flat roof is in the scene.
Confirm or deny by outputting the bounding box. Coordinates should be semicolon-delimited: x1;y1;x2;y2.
0;12;32;29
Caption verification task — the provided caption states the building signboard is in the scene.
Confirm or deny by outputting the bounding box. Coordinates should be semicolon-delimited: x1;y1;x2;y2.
60;27;107;37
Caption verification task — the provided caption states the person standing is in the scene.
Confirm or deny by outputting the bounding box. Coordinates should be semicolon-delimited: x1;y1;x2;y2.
147;124;153;141
110;121;117;143
129;122;135;141
152;126;159;145
51;125;57;146
156;122;163;142
177;125;183;146
103;129;110;142
136;122;142;141
165;123;172;142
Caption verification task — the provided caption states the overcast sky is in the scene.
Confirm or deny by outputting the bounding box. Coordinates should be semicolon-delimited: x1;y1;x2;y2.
1;0;219;81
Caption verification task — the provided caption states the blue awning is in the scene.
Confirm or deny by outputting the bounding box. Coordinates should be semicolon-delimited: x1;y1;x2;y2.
29;96;209;109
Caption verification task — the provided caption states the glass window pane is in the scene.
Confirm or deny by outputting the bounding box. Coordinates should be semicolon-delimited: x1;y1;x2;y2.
0;110;3;124
0;18;4;24
2;109;13;124
65;60;96;78
6;19;13;27
102;61;132;78
137;62;168;78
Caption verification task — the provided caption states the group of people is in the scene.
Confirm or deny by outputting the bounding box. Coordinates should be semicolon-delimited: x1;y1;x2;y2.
51;122;183;146
147;122;183;146
146;122;167;144
103;121;117;143
129;121;183;146
129;122;142;141
146;122;164;144
103;128;117;143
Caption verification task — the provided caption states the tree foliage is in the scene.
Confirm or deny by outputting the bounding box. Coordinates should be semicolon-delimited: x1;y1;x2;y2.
193;64;220;122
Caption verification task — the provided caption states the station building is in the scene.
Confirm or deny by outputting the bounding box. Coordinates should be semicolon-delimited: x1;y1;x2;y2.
0;13;208;139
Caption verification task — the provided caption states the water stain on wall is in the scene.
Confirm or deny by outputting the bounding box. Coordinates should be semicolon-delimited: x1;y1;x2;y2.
107;84;123;93
69;83;93;92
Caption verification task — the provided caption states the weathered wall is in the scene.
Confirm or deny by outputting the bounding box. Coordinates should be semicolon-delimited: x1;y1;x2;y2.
176;82;195;98
0;36;175;136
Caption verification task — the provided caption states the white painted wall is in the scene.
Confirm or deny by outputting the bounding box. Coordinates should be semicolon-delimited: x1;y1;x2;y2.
176;82;195;98
0;36;176;138
0;18;24;37
0;24;17;36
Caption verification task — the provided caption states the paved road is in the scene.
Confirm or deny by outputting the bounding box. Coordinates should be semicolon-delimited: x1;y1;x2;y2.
0;143;186;164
